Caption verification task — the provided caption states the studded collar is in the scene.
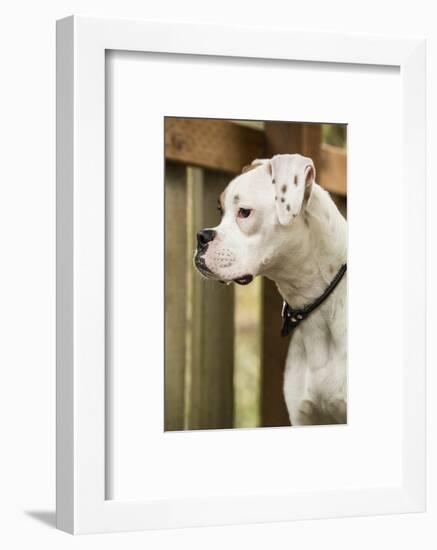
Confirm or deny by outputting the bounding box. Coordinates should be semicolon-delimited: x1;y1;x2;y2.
281;264;347;337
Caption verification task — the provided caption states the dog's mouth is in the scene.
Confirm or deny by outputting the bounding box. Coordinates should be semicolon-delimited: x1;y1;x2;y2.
194;249;253;286
217;274;254;286
232;274;253;285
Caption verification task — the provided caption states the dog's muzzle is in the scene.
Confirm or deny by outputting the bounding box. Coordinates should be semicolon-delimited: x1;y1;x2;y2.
194;228;253;285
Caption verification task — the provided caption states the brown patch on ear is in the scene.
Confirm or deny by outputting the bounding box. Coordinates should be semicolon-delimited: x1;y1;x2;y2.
219;190;226;210
242;159;272;177
241;164;258;174
294;175;298;186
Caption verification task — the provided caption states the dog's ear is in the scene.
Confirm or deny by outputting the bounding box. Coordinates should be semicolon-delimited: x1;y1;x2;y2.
271;154;315;225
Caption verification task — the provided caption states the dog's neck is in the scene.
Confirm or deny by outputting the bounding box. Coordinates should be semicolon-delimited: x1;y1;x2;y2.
264;184;347;309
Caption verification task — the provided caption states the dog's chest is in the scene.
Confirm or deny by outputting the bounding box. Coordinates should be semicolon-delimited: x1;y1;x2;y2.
305;359;346;404
284;313;347;405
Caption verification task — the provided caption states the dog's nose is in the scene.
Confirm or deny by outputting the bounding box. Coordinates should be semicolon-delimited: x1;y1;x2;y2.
197;229;216;247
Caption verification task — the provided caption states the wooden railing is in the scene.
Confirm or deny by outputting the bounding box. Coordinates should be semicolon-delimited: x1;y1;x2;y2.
165;118;346;194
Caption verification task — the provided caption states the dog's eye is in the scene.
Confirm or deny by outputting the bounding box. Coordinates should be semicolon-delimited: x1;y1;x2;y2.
237;208;252;219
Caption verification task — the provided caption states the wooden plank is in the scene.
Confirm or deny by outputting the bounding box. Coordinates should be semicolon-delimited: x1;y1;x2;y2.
260;277;291;427
233;278;262;428
261;122;322;427
165;117;265;175
263;122;322;171
164;163;188;431
302;124;323;170
186;168;204;428
318;143;347;196
331;193;347;219
188;168;235;430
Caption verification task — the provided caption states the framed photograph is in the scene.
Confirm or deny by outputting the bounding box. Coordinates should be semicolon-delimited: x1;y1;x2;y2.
56;16;426;534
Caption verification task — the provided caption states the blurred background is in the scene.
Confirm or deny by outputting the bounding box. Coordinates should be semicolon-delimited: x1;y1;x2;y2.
164;118;347;431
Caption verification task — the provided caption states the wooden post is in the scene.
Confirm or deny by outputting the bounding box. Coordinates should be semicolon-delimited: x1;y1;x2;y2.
319;143;347;196
261;122;322;427
188;168;235;430
164;163;188;431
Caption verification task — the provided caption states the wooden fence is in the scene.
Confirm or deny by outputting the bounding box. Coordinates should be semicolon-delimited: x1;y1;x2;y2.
164;118;346;430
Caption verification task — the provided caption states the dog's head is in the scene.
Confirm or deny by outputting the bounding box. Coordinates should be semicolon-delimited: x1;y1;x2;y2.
194;154;316;285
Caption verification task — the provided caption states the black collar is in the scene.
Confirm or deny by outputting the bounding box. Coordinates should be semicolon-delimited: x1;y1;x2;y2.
281;264;347;337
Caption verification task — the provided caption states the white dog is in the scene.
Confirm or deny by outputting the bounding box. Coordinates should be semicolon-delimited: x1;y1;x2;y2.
194;154;347;426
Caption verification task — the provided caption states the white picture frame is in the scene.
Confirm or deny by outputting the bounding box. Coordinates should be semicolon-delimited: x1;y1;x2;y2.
56;15;426;534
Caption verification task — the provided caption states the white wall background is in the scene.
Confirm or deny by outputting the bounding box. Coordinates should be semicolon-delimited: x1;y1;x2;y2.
0;1;435;548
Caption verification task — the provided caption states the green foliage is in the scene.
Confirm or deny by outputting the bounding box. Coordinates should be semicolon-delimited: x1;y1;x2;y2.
322;124;347;148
